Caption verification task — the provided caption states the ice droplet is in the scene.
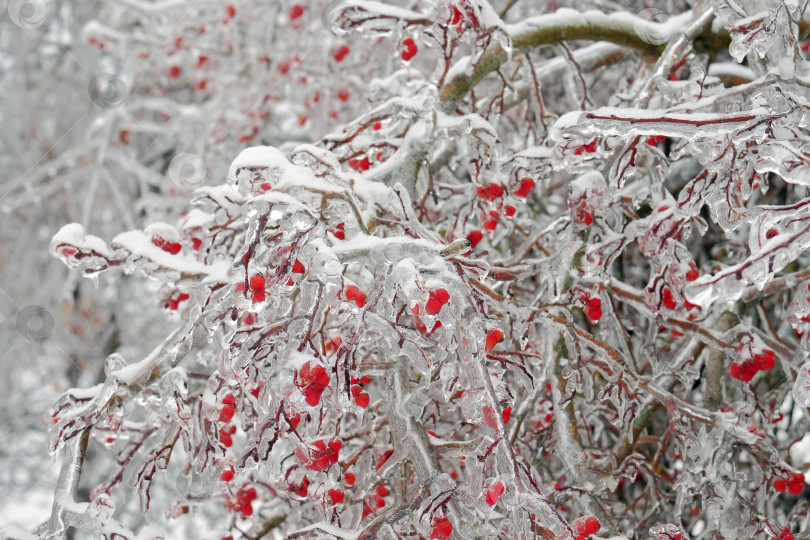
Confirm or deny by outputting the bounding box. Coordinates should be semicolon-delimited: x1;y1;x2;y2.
103;353;127;376
792;360;810;407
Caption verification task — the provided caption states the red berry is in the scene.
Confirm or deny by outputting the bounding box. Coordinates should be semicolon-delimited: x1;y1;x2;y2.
333;45;350;62
348;156;370;171
775;478;787;492
514;177;535;197
426;297;443;315
289;4;304;19
292;260;305;273
483;219;498;231
662;287;677;310
169;66;181;79
219;405;235;423
292;476;309;497
354;292;366;308
789;473;804;494
344;284;359;301
584;297;602;323
477;183;504;201
249;275;265;291
502;407;511;424
430;516;452;540
226;4;235;18
354;392;370;408
486;328;505;351
729;362;742;380
504;205;517;217
401;38;418;61
740;361;756;382
220;431;233;447
328;489;344;504
486;480;504;505
220;469;234;482
345;473;356;486
466;230;483;248
766;228;779;239
222;393;236;407
336;89;350;101
584;516;600;534
433;288;450;305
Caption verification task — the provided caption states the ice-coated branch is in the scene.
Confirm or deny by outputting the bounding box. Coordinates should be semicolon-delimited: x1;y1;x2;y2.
439;9;692;112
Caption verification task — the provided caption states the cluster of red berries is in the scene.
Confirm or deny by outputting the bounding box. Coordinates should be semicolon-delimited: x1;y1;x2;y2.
235;275;266;303
224;483;257;517
295;437;341;472
729;348;775;382
218;393;238;447
333;222;346;240
361;483;389;518
572;516;601;539
425;288;450;315
343;284;367;308
349;375;371;408
152;235;182;254
472;178;534;232
401;38;418;61
582;295;602;324
296;361;330;406
774;471;805;495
